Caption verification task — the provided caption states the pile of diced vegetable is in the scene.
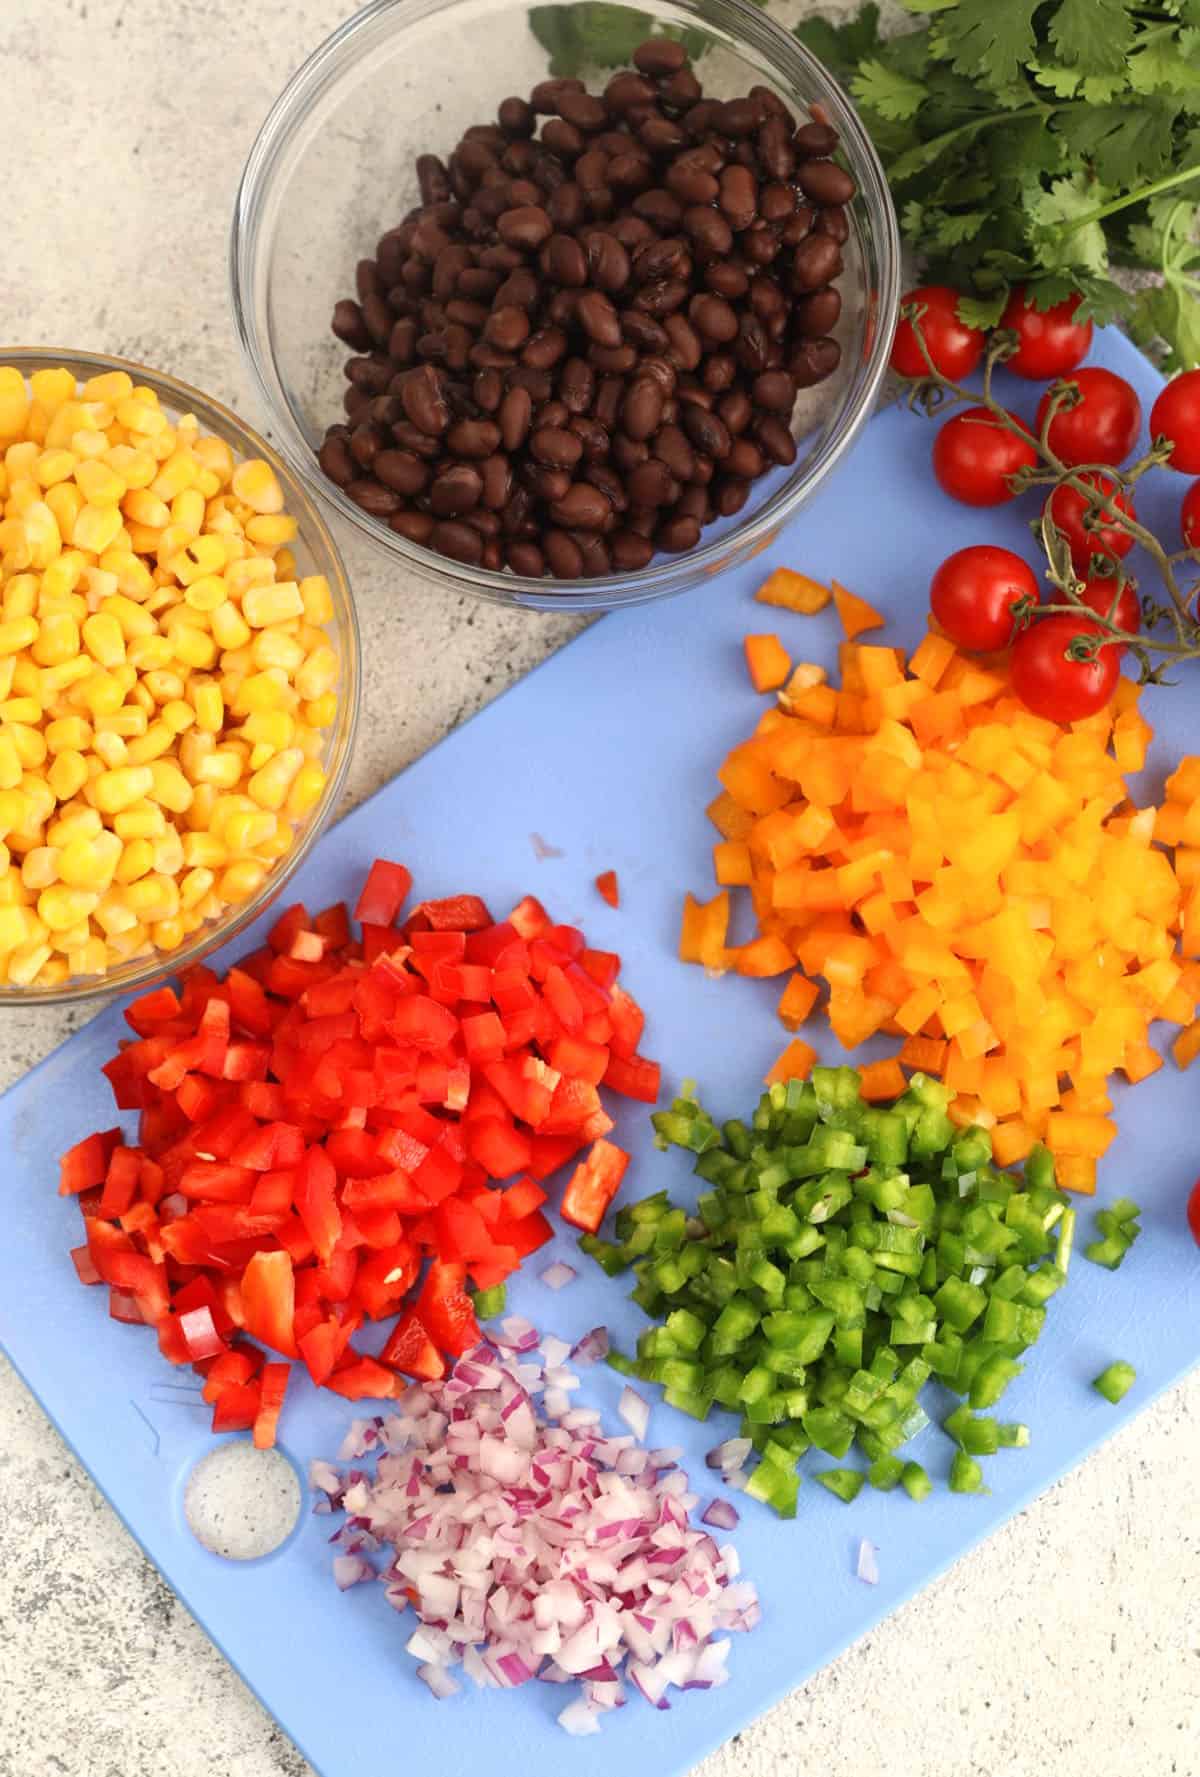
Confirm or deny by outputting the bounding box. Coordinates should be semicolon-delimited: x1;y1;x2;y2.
683;621;1195;1193
58;859;661;1448
583;1065;1104;1515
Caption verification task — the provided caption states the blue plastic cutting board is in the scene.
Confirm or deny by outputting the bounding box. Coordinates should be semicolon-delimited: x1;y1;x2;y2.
2;328;1197;1777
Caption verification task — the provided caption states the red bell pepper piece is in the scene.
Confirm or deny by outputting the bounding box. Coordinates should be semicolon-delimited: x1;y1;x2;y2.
222;1042;271;1083
548;1035;610;1087
293;1145;342;1264
354;860;413;927
560;1140;630;1234
297;1315;357;1386
109;1286;145;1325
178;1162;256;1203
595;870;619;909
416;1260;481;1356
353;1241;419;1320
226;966;275;1036
59;1128;121;1197
496;1210;554;1260
313;1237;359;1304
70;1244;101;1286
602;1053;663;1103
434;1196;493;1262
98;1146;141;1219
527;1133;586;1180
178;1304;226;1362
125;985;184;1035
211;1380;262;1433
268;903;311;953
464;920;521;965
580;947;620;990
353;1208;403;1249
201;1347;260;1403
413;1141;462;1205
465;1117;532;1179
325;1354;399;1400
509;895;551;940
414;894;492;932
607;986;645;1059
248;1169;295;1217
379;1311;445;1381
461;1011;505;1065
388;994;458;1050
314;901;352;949
252;1361;291;1450
499;1177;548;1220
240;1250;298;1357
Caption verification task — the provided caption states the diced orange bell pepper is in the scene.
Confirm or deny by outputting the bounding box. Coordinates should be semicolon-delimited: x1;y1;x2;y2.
1043;1113;1117;1159
732;934;795;977
1172;1020;1200;1070
1054;1154;1097;1196
857;1057;908;1101
744;634;792;692
713;841;753;886
832;580;885;641
764;1038;817;1084
899;1034;947;1075
756;567;831;613
679;890;730;971
777;973;820;1030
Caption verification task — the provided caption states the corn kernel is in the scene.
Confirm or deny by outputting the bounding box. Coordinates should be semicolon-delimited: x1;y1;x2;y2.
92;764;154;814
210;600;252;651
245;513;298;548
252;628;305;673
67;936;108;977
115;838;154;884
73;502;124;555
81;611;126;666
35;448;77;489
82;371;134;406
219;859;268;903
9;724;47;769
179;866;214;909
183;574;227;613
0;369;31;441
299;575;334;624
161;699;194;734
112;801;165;840
166;533;225;586
153;828;184;877
151;916;187;952
194;746;245;789
95;706;148;739
94;895;139;936
171;626;217;670
0;735;21;791
223;808;276;853
147;758;194;814
21;847;59;890
47;806;101;845
190;681;224;734
74;670;125;717
0;698;43;727
106;446;156;490
60;830;120;891
8;941;52;986
171;488;206;537
0;617;39;656
182;830;226;868
248;747;302;810
275;547;297;580
242;581;304;628
230;458;284;514
29;369;74;415
38;884;99;931
126;874;179;920
75;459;125;505
302;693;338;729
286;759;326;818
31;611;80;667
116;397;169;437
45;482;84;540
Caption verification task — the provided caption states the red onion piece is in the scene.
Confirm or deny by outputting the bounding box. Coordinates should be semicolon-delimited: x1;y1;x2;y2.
856;1540;879;1586
570;1326;609;1365
705;1437;752;1473
617;1385;650;1442
701;1498;740;1532
539;1260;577;1291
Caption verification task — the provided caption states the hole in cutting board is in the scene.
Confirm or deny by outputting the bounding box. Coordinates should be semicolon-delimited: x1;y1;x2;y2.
184;1441;301;1561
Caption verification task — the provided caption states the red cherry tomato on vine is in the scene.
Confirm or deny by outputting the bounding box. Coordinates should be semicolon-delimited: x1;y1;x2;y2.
1182;479;1200;550
999;287;1093;380
1009;615;1120;723
890;285;987;381
1076;575;1139;655
929;545;1041;651
1045;473;1136;573
932;406;1038;507
1188;1178;1200;1248
1152;371;1200;474
1037;367;1142;467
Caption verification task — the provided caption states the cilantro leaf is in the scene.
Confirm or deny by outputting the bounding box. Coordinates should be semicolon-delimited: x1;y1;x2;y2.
932;209;988;245
794;3;882;76
1130;277;1200;372
929;0;1040;90
955;289;1009;329
1128;29;1200;95
852;57;928;120
1049;0;1133;75
1025;173;1112;275
1071;275;1132;329
1054;98;1181;186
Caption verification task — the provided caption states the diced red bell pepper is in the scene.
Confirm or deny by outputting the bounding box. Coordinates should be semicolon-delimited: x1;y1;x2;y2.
248;1170;295;1217
176;1076;220;1123
354;860;413;928
388;994;459;1051
414;895;492;932
70;1243;101;1286
379;1311;446;1381
353;1241;419;1320
490;969;536;1015
607;986;645;1059
354;1207;404;1249
125;985;184;1036
98;1146;141;1219
253;1361;291;1450
227;966;275;1036
59;1128;121;1197
268;903;311;953
483;1057;558;1127
434;1196;493;1263
173;1274;235;1336
411;930;468;964
108;1286;144;1325
325;1127;389;1178
496;1209;554;1259
542;964;584;1032
289;930;327;963
178;1304;226;1362
314;901;352;949
541;1074;605;1135
509;896;551;940
313;1238;359;1304
293;1145;342;1264
595;870;619;909
325;1354;399;1400
212;1380;262;1433
602;1052;663;1103
416;1260;480;1356
179;1162;256;1203
548;1035;610;1086
297;1315;358;1386
560;1139;630;1234
580;948;620;990
240;1250;298;1357
499;1177;548;1220
458;1011;503;1066
465;1117;532;1179
527;1133;586;1180
222;1042;271;1083
201;1347;260;1403
274;1215;316;1267
413;1141;462;1205
464;921;521;965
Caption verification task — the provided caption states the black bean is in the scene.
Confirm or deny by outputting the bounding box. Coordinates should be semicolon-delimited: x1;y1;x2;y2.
346;479;404;516
791;234;843;290
815;205;850;245
429;463;483;516
430;519;483;563
797;158;856;207
682;401;732;459
389;510;435;543
375;449;429;495
317;434;355;486
793;121;839;157
507;540;545;575
498;96;535;138
790;336;842;387
633;37;687;75
400;365;449;435
543;530;584;576
610;529;654;570
754;412;797;464
530;426;584;469
576;289;622;347
659;513;701;551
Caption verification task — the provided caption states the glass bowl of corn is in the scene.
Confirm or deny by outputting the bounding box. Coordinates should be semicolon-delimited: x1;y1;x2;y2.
0;348;360;1004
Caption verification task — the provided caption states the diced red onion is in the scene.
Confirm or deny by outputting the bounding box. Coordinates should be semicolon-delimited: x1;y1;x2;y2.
492;1316;539;1352
705;1437;752;1474
701;1499;740;1532
856;1540;879;1587
540;1261;577;1291
308;1459;342;1497
618;1385;650;1441
570;1326;609;1365
319;1332;759;1732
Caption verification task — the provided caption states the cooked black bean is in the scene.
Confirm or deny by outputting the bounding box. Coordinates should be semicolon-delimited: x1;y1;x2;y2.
322;39;853;577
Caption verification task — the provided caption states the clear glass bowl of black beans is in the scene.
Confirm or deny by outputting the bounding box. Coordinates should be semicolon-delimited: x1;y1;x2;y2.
232;0;899;611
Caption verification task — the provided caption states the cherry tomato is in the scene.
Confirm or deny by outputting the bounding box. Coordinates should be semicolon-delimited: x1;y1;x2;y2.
1009;615;1120;722
932;405;1039;507
1045;473;1136;572
1188;1178;1200;1248
999;287;1093;380
1182;479;1200;549
1076;574;1139;655
1151;370;1200;474
1037;367;1141;467
929;545;1041;651
890;286;987;381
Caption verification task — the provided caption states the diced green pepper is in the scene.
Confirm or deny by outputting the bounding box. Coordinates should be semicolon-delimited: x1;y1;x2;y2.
471;1282;507;1319
949;1450;988;1493
814;1467;866;1503
900;1460;932;1501
1092;1361;1136;1404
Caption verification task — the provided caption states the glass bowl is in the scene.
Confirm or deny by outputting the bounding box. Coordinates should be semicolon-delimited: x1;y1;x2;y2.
0;348;361;1007
230;0;899;612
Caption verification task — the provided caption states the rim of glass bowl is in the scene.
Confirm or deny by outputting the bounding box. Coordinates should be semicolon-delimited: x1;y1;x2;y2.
229;0;900;613
0;347;361;1007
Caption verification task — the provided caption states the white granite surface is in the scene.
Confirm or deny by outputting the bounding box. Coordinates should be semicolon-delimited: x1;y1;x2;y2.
1;2;1197;1774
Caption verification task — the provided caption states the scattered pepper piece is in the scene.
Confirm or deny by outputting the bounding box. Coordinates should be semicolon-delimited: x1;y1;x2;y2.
755;567;831;614
832;580;886;641
595;868;620;909
744;633;792;692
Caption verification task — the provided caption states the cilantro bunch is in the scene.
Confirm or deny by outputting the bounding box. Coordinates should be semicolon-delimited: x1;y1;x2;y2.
798;0;1200;369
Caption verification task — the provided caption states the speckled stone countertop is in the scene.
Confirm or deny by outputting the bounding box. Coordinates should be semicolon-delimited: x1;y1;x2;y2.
1;2;1197;1774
